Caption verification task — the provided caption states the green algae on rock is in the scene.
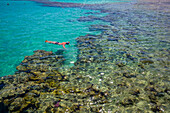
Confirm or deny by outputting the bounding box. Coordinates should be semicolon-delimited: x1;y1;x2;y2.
0;50;110;112
0;50;66;112
0;2;170;112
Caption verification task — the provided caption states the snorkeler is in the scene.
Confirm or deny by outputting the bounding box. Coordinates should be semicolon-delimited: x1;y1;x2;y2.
45;40;70;49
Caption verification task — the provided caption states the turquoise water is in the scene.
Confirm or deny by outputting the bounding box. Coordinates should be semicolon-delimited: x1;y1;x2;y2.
0;0;129;77
0;0;169;112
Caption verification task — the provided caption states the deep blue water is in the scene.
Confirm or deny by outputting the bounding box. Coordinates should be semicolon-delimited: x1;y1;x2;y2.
0;0;130;77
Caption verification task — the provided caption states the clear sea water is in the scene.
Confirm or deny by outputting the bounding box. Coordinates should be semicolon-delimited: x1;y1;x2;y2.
0;0;130;77
50;0;129;4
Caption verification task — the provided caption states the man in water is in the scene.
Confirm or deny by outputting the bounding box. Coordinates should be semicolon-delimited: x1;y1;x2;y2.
45;40;70;49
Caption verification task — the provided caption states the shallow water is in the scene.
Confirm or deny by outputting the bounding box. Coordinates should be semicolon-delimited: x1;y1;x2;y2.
0;0;169;112
50;0;130;4
0;0;112;77
61;7;169;112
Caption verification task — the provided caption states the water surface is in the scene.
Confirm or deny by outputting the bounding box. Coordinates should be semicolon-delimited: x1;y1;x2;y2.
0;0;113;77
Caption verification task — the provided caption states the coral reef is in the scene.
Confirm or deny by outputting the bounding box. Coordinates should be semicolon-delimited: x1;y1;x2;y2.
0;0;170;112
0;50;110;112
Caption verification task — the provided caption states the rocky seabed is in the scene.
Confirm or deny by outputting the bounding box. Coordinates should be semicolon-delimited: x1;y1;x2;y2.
0;2;170;113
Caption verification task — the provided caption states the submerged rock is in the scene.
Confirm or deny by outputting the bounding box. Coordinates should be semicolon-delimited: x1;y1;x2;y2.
0;50;110;112
140;58;154;64
0;50;66;112
89;24;112;31
108;38;118;41
77;15;99;22
1;2;170;112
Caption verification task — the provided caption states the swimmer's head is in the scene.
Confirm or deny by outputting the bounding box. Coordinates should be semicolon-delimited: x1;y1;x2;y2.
66;42;70;45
